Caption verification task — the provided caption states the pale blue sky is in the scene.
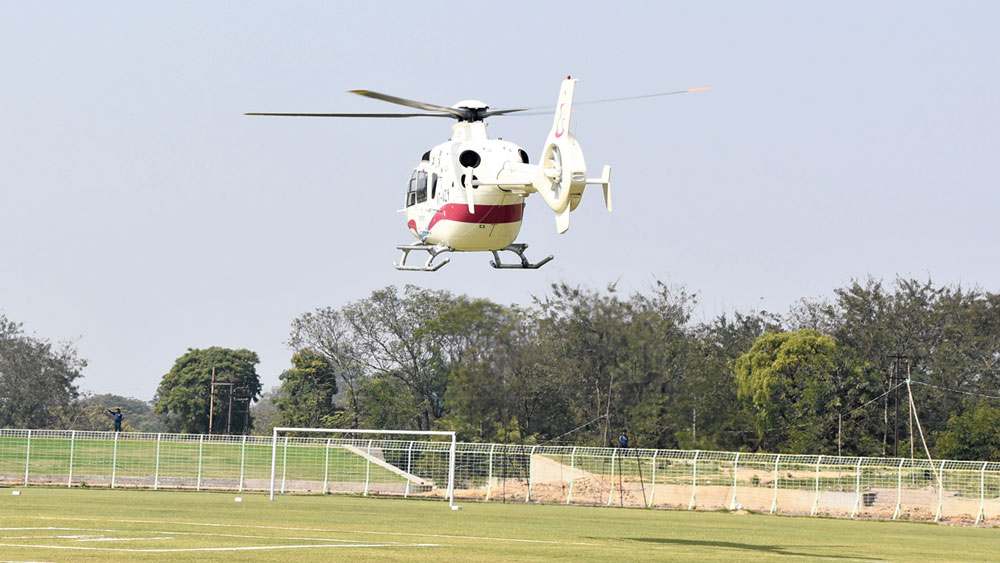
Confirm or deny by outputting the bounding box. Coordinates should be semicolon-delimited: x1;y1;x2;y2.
2;1;998;400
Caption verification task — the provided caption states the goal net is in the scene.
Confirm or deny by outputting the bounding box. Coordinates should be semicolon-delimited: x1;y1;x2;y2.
269;427;456;507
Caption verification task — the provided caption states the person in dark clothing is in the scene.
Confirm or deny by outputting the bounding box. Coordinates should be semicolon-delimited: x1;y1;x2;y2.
618;430;628;449
108;408;123;432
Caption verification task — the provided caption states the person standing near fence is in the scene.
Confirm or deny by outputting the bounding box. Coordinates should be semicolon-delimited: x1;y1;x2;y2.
107;408;123;432
618;430;628;450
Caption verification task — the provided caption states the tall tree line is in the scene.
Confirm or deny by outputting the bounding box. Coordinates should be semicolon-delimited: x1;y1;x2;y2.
5;275;1000;461
274;278;1000;461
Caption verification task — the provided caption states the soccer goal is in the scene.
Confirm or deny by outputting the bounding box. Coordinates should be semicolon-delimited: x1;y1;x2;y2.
269;427;457;508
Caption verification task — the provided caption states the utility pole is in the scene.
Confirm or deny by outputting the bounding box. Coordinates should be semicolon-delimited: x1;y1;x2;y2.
209;367;216;436
886;355;910;458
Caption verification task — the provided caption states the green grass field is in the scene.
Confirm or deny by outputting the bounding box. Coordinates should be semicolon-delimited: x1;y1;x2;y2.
0;488;997;561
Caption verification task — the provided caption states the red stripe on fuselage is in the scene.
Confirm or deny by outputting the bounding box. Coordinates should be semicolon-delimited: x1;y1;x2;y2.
426;203;524;232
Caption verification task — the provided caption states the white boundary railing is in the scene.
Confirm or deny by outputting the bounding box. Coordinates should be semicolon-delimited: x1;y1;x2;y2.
2;428;999;524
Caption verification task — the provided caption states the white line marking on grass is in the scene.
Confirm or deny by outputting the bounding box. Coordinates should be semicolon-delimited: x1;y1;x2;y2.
75;537;174;542
0;525;440;552
149;529;412;544
0;536;97;540
24;516;598;547
0;542;439;552
1;526;417;546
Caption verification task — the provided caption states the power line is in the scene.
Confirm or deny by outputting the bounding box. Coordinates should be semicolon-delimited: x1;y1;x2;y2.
843;380;906;419
538;415;605;446
723;380;905;437
909;379;1000;401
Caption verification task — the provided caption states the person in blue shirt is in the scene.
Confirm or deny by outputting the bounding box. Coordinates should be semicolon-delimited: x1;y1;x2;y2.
618;430;628;449
108;408;123;432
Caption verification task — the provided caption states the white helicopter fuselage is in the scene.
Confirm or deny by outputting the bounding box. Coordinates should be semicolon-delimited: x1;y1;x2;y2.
247;76;705;269
404;119;531;251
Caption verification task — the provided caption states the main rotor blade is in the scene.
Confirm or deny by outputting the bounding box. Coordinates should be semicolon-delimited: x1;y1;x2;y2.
348;90;467;118
486;87;713;116
480;107;531;118
575;87;711;106
245;111;455;118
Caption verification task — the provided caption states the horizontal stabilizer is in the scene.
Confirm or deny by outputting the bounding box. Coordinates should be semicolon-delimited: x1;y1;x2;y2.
586;165;612;212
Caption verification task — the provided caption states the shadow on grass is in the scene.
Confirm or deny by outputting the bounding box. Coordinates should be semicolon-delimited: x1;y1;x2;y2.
628;538;878;560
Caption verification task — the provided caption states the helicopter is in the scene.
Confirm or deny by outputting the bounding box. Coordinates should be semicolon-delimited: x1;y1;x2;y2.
248;77;707;271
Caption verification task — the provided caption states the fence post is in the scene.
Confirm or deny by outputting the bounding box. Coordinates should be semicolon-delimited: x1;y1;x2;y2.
810;455;822;516
67;430;76;488
851;458;862;518
197;434;204;491
322;438;331;495
23;429;32;486
363;439;373;496
770;454;780;514
566;446;577;505
111;432;119;489
484;444;495;501
239;435;247;493
607;449;618;506
648;450;659;508
729;452;739;510
154;433;161;490
893;458;904;520
526;445;537;503
934;460;945;522
689;450;700;510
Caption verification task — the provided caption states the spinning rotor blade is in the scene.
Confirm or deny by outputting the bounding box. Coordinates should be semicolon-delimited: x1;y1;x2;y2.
245;111;454;118
575;87;711;106
487;87;712;116
349;90;467;118
481;107;531;118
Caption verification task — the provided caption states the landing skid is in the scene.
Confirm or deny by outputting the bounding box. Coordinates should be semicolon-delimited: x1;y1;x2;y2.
393;242;553;271
490;243;554;270
394;243;452;271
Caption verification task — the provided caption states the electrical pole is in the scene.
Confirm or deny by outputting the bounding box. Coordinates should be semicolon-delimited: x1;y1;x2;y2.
886;355;910;458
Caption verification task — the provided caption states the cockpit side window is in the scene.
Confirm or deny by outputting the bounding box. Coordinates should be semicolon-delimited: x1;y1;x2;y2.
430;173;438;200
416;171;428;203
406;171;417;207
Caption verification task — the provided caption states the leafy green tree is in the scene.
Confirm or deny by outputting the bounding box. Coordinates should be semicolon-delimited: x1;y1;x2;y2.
936;402;1000;461
441;307;572;444
154;347;261;433
0;313;85;428
290;286;459;431
275;351;339;428
734;330;848;452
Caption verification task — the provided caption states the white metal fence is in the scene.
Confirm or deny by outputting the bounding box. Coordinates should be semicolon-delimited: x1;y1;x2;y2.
2;428;999;524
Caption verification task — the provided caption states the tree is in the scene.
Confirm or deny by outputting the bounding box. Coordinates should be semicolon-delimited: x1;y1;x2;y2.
289;285;458;431
935;402;1000;461
0;313;85;428
275;351;339;428
153;347;261;433
734;330;851;452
